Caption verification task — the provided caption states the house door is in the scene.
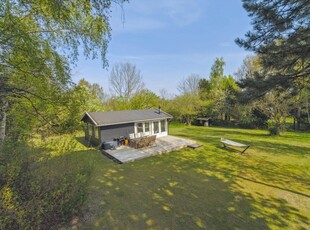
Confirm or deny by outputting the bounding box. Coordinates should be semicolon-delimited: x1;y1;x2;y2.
151;120;168;138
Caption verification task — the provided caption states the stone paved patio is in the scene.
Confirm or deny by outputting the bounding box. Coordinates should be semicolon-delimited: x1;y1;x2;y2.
102;135;198;163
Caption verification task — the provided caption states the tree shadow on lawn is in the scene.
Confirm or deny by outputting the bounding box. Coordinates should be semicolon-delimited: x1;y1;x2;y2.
164;132;310;195
174;133;252;148
79;149;309;230
194;141;310;196
172;149;310;228
251;139;310;156
179;126;270;138
175;131;310;160
173;127;310;152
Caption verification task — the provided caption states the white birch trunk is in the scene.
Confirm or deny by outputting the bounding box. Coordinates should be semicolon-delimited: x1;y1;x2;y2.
0;98;8;141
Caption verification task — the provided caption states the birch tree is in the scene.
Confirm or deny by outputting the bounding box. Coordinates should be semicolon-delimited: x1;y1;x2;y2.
109;62;145;98
0;0;127;141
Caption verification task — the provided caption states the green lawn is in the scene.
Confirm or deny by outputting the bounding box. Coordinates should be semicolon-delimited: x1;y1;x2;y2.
71;126;309;229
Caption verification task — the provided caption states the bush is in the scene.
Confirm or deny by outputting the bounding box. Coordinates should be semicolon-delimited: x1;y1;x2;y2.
268;126;279;135
267;120;282;136
0;141;93;229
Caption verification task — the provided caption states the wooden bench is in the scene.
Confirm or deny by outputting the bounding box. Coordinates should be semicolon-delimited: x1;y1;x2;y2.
220;138;250;153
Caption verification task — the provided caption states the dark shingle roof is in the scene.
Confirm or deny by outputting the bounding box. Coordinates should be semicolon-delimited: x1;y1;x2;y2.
82;109;173;126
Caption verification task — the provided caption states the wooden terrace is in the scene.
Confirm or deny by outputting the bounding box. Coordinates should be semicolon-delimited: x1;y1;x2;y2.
102;135;200;163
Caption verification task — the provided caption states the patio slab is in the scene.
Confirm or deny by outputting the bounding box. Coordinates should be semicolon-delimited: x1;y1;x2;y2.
102;135;198;163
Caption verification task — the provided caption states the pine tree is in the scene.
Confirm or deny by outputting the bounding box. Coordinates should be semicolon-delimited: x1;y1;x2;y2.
236;0;310;96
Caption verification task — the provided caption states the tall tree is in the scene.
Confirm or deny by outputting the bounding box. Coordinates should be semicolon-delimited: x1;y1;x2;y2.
257;89;291;135
169;93;205;125
235;55;261;81
210;57;225;89
129;89;160;110
204;58;240;120
236;0;310;95
0;0;127;141
177;74;201;95
109;62;145;98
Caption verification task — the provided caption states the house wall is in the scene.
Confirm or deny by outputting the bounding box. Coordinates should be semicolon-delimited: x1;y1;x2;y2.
100;123;135;143
85;124;101;146
82;117;101;146
83;116;170;146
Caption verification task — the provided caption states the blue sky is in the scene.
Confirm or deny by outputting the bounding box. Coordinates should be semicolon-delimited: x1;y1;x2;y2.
72;0;252;95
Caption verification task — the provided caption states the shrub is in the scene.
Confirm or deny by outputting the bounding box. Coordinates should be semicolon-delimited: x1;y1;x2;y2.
267;120;282;136
0;141;93;229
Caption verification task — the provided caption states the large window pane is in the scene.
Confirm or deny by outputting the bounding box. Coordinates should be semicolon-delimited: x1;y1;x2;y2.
154;121;159;134
137;122;143;133
85;123;89;135
94;127;99;139
145;122;150;132
89;124;95;137
161;120;166;132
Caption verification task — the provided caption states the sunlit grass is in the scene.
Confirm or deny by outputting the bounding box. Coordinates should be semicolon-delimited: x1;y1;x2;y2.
29;132;92;157
70;126;309;229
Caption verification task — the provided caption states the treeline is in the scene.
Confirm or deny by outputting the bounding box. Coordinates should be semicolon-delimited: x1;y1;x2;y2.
52;57;308;139
6;55;306;141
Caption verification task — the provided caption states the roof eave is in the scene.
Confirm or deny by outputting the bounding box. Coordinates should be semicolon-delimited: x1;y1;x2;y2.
97;116;173;127
81;112;98;126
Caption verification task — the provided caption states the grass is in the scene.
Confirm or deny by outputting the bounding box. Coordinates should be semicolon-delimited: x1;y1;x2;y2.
43;127;310;229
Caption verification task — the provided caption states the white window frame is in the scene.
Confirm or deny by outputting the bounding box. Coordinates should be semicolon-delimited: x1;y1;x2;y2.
135;120;168;137
94;127;99;139
160;119;167;133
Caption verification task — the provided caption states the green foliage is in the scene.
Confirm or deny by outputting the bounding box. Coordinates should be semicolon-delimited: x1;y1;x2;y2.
5;77;106;139
129;90;161;110
198;58;240;121
168;93;205;125
106;89;160;111
256;90;291;135
62;79;105;132
236;0;310;93
0;138;93;229
0;0;126;140
267;120;281;136
210;57;225;89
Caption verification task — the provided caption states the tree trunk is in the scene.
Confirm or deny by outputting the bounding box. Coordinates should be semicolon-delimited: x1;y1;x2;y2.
275;125;280;136
225;114;228;121
186;115;192;126
0;97;8;141
296;107;301;131
306;98;310;128
274;116;282;136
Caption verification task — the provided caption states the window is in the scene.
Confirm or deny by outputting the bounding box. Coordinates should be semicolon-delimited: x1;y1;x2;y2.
85;123;89;135
88;124;94;137
137;122;143;133
154;121;159;134
161;120;166;132
145;122;150;132
94;127;99;139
